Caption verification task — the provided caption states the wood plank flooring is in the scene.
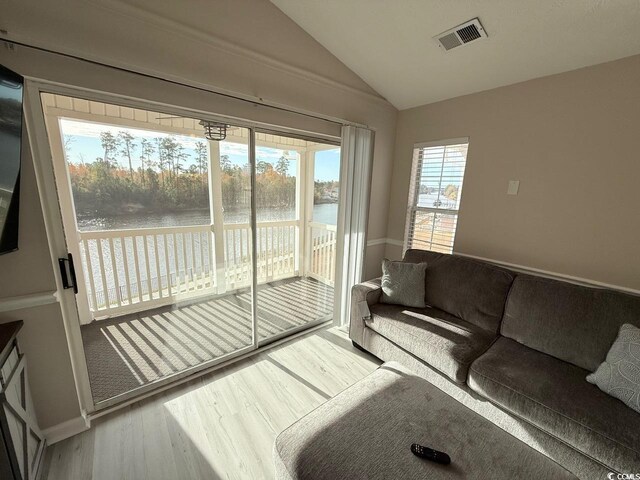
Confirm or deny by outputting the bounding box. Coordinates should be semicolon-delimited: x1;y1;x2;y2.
42;327;380;480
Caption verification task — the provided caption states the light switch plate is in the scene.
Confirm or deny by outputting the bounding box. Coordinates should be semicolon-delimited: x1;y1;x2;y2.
507;180;520;195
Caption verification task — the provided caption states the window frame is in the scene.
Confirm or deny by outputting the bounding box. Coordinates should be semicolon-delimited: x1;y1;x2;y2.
403;137;469;254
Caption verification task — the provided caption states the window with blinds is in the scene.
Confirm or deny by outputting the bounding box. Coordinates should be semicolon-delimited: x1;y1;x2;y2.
404;139;469;254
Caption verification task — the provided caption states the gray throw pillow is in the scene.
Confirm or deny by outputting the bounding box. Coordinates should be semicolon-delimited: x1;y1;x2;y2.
380;258;427;308
587;323;640;413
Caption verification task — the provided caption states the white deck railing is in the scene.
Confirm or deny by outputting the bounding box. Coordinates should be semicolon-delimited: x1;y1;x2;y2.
77;220;336;316
308;222;337;287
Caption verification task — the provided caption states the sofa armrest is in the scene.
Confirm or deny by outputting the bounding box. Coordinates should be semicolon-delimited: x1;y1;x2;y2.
349;277;382;346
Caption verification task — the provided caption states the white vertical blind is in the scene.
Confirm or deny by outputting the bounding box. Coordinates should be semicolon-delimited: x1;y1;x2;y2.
404;139;469;254
335;126;375;325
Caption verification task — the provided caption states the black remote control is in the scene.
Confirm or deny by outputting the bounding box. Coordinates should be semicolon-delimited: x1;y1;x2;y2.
411;443;451;465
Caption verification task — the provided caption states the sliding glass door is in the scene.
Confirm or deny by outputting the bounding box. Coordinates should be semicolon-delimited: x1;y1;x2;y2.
38;91;341;407
40;93;259;406
254;133;340;344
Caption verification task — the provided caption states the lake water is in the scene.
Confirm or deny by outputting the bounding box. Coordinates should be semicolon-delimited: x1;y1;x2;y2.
77;203;338;231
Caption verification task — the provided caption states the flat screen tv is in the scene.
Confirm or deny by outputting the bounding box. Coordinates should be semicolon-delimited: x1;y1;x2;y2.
0;64;23;255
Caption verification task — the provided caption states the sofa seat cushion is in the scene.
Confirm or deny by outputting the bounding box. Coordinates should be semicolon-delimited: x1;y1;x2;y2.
366;303;496;383
468;337;640;472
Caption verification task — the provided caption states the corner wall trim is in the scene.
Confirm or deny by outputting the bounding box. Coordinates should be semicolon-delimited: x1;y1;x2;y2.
456;252;640;296
42;415;90;445
366;238;387;247
0;291;58;313
385;238;404;247
366;238;403;247
368;241;640;295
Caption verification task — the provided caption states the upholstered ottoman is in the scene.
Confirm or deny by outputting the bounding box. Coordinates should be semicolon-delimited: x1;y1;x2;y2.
273;362;576;479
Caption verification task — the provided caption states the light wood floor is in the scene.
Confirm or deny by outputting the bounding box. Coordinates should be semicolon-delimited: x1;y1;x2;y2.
42;327;380;480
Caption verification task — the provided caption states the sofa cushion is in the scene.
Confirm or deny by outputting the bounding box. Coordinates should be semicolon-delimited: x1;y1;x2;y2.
468;337;640;472
380;258;427;308
501;274;640;371
366;303;496;383
403;249;515;333
587;323;640;413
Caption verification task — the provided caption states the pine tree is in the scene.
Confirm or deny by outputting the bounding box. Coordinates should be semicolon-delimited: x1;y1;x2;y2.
139;138;155;187
155;137;165;188
220;154;231;173
257;160;270;175
99;132;119;169
275;152;289;176
175;144;189;202
195;141;208;193
118;131;136;181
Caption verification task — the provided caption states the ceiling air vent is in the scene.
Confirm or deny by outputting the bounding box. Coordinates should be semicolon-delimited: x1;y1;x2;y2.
434;18;487;51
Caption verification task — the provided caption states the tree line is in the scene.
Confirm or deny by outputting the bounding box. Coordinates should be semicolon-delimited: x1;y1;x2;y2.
66;131;300;217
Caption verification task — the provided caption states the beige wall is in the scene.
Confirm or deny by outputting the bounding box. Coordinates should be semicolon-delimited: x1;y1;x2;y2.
386;54;640;291
0;137;82;429
0;0;397;429
0;304;81;429
0;137;55;297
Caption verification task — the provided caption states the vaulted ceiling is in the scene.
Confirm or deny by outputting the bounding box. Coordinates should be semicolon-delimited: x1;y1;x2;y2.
271;0;640;109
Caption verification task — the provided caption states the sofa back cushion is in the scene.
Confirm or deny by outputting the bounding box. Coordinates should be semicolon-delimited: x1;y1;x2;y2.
403;250;515;333
501;274;640;371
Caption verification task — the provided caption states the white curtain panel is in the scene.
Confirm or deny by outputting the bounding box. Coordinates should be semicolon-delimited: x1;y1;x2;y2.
335;125;375;325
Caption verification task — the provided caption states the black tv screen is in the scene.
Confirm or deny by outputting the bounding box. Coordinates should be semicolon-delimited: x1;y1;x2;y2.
0;64;23;255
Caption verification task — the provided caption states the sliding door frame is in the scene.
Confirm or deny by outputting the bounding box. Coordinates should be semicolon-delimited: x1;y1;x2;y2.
248;128;259;349
24;79;344;415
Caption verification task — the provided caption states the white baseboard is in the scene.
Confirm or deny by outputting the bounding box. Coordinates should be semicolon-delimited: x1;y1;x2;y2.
43;414;90;445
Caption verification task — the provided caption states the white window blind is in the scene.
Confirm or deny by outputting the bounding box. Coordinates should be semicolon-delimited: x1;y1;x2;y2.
404;139;469;254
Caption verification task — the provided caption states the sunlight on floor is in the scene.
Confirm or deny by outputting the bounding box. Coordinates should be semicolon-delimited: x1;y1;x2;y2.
82;277;334;403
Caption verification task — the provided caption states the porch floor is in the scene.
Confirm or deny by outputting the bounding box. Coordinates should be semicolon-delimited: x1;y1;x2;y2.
81;276;334;404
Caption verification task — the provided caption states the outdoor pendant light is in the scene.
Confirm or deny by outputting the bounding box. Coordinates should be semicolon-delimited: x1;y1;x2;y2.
200;120;228;141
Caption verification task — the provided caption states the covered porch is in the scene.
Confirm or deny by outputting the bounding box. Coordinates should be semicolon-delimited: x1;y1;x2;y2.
40;93;341;405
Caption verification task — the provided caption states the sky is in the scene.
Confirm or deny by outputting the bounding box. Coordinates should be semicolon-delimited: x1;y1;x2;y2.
60;119;341;181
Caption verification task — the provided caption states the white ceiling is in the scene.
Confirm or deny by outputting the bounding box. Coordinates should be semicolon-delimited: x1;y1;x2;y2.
271;0;640;110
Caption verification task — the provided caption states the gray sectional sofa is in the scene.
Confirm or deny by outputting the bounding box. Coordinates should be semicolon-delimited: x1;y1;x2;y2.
349;249;640;479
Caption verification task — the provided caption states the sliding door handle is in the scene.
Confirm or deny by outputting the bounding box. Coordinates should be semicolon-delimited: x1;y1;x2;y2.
58;253;79;294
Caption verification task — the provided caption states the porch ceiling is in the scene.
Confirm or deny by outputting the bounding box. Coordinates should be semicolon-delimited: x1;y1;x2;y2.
41;93;328;151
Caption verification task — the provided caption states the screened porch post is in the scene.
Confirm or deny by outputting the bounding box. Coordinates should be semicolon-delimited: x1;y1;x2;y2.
208;140;226;294
302;149;315;278
295;148;308;277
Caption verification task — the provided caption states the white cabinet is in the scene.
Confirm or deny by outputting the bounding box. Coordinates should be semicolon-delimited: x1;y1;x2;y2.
0;321;45;480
